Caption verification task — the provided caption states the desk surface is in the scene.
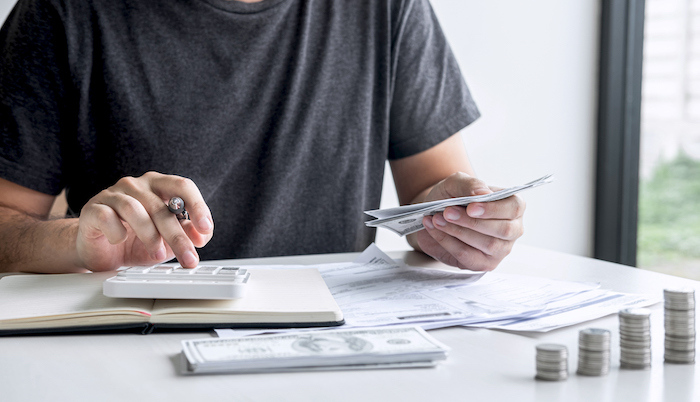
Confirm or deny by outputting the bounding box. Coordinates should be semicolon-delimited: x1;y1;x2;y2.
1;245;698;402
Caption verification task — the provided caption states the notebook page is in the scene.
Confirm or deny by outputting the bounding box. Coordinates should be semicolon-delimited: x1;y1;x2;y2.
0;272;153;325
150;268;342;324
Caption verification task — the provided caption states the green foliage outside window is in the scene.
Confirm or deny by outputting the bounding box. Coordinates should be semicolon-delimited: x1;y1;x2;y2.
637;151;700;269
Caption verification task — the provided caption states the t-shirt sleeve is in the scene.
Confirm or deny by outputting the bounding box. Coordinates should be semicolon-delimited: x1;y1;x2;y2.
387;0;480;160
0;0;71;195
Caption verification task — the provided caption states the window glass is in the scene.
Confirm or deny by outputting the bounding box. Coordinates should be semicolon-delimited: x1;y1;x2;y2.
638;0;700;279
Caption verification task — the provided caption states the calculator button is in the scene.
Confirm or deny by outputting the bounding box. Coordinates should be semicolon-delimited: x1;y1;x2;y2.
193;266;220;275
149;266;174;274
124;266;150;274
217;267;241;275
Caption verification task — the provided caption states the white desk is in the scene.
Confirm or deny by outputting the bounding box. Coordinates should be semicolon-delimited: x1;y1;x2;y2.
1;245;699;402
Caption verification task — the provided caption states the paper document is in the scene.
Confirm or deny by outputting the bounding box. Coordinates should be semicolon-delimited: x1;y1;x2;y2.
215;244;659;337
364;174;553;236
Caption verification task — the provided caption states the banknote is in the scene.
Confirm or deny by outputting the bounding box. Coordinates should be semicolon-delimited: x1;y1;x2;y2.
181;326;449;374
364;174;554;236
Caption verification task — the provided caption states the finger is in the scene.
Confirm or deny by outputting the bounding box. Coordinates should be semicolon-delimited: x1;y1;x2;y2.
426;172;492;202
181;219;214;248
149;205;200;267
93;191;166;260
421;216;498;271
81;203;128;244
111;174;201;267
443;206;524;241
143;172;214;234
466;195;526;220
432;213;513;259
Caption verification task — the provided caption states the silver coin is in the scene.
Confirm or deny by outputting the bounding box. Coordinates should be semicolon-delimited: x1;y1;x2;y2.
665;311;695;317
666;329;696;337
664;308;695;316
578;344;611;352
665;342;695;351
665;305;696;312
664;349;695;358
580;328;611;337
620;308;651;317
537;362;568;371
619;321;652;327
577;364;610;370
664;288;695;297
620;340;652;349
665;333;696;341
535;372;568;381
664;321;695;328
619;319;651;325
620;331;651;338
577;368;609;376
664;315;695;322
620;362;651;370
620;353;652;361
664;354;695;364
536;343;568;355
620;347;652;355
578;349;611;357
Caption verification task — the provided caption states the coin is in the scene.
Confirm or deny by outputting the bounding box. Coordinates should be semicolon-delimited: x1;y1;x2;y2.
535;343;568;381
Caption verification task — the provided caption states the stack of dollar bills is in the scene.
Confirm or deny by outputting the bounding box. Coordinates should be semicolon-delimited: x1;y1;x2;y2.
180;326;449;374
364;174;554;236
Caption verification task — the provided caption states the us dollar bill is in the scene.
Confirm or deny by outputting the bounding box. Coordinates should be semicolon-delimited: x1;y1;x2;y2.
365;174;553;236
181;326;449;374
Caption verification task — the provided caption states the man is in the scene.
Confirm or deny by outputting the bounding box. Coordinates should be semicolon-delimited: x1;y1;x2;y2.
0;0;525;274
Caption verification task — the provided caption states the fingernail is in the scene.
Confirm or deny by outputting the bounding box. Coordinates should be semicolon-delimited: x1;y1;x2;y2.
424;217;434;230
182;250;198;267
155;245;166;261
199;217;213;231
434;215;447;227
470;205;485;217
474;188;491;195
444;209;461;221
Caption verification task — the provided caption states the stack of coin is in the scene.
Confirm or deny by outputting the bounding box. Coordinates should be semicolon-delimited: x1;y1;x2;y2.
619;308;652;370
664;288;696;364
535;343;568;381
576;328;611;376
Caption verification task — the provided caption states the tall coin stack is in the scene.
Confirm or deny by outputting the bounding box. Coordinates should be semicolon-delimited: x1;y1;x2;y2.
576;328;611;376
664;288;696;364
619;308;652;370
535;344;568;381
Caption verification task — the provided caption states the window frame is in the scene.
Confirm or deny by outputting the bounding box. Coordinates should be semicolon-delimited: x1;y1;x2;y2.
594;0;646;266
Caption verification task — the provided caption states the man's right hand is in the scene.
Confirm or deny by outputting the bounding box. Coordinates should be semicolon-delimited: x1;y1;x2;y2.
76;172;214;271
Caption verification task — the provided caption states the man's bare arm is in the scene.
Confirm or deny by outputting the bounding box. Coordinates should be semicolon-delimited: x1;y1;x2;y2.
0;172;216;273
0;178;85;273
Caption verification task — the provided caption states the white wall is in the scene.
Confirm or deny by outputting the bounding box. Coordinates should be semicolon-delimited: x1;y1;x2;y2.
0;0;12;22
1;0;600;257
378;0;601;257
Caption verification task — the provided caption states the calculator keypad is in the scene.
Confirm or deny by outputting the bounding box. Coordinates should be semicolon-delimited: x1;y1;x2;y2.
117;265;248;282
103;264;250;299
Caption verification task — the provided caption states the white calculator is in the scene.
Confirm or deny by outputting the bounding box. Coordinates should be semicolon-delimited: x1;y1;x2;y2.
103;265;250;300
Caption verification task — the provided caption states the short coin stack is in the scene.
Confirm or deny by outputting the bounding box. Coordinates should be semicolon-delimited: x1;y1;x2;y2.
535;343;568;381
576;328;611;376
619;308;652;370
664;288;696;364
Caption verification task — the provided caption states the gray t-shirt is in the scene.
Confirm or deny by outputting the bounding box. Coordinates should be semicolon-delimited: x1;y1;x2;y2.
0;0;479;260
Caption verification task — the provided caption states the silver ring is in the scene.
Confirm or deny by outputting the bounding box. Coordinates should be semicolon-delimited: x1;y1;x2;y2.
168;197;189;220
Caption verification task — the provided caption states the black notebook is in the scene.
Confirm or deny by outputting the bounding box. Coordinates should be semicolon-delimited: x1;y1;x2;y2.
0;268;344;335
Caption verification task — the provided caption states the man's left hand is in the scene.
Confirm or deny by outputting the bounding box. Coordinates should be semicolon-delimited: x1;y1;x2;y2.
409;173;525;271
